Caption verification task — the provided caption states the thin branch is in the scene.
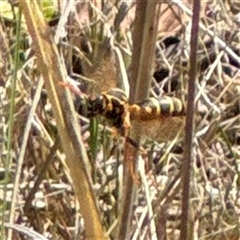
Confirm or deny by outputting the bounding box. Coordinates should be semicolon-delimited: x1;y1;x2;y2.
180;1;201;240
117;2;160;239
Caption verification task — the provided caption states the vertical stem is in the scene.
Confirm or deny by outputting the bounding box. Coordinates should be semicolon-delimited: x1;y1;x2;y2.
180;1;201;240
4;8;22;240
117;1;160;239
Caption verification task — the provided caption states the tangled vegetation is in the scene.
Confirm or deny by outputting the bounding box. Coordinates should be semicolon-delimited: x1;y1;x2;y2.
1;1;240;239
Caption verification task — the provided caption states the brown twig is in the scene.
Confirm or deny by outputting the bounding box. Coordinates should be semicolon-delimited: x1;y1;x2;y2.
180;1;201;240
117;2;160;239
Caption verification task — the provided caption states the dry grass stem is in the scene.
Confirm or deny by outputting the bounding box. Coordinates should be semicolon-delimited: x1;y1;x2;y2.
1;1;240;239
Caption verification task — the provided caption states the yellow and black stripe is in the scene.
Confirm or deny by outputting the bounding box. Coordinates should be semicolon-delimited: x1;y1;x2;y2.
128;96;185;121
76;88;185;129
86;88;128;128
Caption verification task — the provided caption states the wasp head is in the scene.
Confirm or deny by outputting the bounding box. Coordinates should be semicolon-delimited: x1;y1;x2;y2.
87;94;105;117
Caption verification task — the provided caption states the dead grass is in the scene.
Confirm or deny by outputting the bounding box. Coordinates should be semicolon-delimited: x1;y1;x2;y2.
1;1;240;240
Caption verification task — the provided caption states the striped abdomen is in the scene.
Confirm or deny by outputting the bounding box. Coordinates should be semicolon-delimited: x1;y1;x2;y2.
128;96;185;121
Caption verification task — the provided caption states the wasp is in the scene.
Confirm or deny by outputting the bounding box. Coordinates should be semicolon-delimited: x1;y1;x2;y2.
75;88;185;141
